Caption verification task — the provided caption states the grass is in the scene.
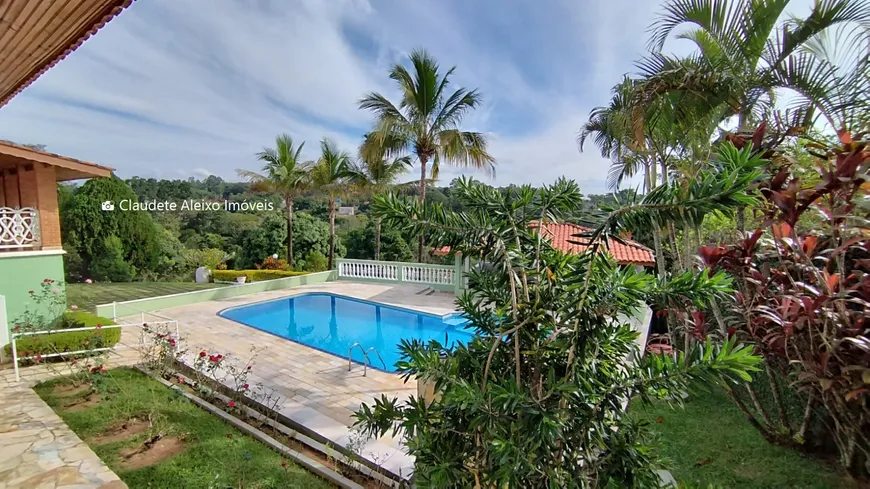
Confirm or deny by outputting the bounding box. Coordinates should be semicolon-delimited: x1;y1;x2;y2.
35;367;334;489
631;389;856;488
67;282;224;312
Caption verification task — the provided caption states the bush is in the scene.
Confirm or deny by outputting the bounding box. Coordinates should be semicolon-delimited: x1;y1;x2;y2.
5;312;120;357
89;235;133;282
259;256;290;270
302;250;328;272
212;270;310;282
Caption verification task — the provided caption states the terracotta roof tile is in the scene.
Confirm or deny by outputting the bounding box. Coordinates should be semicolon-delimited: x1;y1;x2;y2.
433;222;655;266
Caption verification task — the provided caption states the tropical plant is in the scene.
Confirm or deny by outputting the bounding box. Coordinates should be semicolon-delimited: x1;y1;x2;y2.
355;148;764;487
238;134;311;267
699;127;870;475
348;140;411;260
639;0;870;132
309;139;352;269
358;49;496;261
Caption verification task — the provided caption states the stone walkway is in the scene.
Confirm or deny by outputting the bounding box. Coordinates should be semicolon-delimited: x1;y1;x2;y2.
118;281;458;479
0;385;126;489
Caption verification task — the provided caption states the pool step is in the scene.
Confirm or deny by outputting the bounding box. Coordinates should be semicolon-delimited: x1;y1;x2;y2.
443;315;468;327
416;287;436;295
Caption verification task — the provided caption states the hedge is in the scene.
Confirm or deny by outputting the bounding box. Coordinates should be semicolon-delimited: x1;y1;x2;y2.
5;311;121;357
212;270;310;282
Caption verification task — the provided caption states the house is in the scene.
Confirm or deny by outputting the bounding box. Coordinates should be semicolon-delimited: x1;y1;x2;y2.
433;221;656;269
337;206;356;216
0;0;132;347
0;142;113;322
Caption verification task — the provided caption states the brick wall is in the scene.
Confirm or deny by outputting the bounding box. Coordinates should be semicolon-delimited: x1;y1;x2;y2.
34;164;61;249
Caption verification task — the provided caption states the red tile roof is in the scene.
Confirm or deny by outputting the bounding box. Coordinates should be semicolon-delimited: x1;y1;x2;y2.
433;222;655;266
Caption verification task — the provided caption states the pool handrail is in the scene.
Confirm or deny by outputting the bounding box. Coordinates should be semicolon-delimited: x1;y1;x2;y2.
348;342;370;376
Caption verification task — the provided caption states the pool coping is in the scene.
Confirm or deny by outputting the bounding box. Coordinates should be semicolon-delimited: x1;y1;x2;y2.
215;291;468;374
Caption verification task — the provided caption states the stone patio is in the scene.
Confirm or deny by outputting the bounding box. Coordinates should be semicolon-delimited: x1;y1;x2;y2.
0;383;128;489
117;281;458;479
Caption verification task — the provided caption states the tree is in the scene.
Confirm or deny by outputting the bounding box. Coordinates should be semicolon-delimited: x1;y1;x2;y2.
89;235;133;282
348;140;411;260
310;139;352;269
345;220;414;262
640;0;870;132
358;164;762;486
238;134;311;267
358;49;496;261
237;214;286;269
290;212;344;268
62;176;160;278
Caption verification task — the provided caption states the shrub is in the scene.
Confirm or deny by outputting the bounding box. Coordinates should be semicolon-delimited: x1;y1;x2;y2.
259;256;290;271
89;235;133;282
5;312;120;357
212;270;310;282
302;250;328;272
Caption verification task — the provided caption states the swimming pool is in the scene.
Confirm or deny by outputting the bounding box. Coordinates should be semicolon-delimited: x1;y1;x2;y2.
218;293;473;373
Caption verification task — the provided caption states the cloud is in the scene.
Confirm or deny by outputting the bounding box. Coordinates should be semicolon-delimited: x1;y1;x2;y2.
0;0;755;195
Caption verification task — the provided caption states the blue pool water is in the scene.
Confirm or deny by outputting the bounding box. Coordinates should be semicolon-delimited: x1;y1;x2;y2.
218;293;473;373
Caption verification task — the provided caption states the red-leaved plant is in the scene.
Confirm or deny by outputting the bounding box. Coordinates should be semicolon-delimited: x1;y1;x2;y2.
702;128;870;474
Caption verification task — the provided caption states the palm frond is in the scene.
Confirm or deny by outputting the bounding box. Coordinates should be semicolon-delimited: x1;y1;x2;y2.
437;129;496;177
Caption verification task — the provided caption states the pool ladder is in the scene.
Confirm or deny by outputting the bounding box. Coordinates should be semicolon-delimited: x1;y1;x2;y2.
347;343;386;377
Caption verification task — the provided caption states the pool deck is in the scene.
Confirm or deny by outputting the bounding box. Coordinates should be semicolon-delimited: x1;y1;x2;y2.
118;281;458;479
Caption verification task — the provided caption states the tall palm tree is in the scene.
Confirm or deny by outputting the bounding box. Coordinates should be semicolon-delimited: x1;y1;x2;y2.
639;0;870;131
358;49;496;261
310;139;352;269
237;134;310;267
348;138;412;260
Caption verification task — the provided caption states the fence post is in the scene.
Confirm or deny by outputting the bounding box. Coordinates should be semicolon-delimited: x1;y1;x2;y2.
397;264;404;283
12;336;19;382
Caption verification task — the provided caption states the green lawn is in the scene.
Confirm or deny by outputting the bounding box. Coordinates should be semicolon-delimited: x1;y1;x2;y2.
631;390;856;488
67;282;224;312
35;368;333;489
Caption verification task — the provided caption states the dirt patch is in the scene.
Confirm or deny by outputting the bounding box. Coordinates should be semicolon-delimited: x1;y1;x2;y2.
120;436;186;470
53;383;91;398
64;394;101;412
94;419;151;444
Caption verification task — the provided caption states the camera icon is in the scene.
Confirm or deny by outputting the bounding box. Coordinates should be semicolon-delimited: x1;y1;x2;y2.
101;201;115;211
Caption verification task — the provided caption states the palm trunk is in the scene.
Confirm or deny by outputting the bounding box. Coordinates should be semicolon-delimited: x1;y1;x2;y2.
286;198;294;268
375;218;382;261
328;198;336;270
417;155;428;262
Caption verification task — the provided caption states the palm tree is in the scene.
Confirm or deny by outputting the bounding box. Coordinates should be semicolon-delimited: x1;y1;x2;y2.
310;139;352;269
237;134;310;267
640;0;870;132
358;49;496;261
348;138;412;260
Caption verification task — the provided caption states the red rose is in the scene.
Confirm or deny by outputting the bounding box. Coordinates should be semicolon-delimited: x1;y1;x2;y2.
281;461;288;468
28;290;34;295
226;433;232;439
96;323;103;329
242;383;249;390
34;354;42;361
227;400;235;408
199;351;207;357
12;326;20;332
246;365;252;370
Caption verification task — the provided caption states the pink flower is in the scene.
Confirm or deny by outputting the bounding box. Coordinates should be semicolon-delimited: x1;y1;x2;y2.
52;288;60;294
85;279;93;284
70;305;78;311
96;323;103;329
242;383;249;390
34;354;42;361
227;400;235;408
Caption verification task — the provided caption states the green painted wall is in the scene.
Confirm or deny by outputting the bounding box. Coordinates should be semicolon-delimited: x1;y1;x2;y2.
96;270;336;318
0;252;66;328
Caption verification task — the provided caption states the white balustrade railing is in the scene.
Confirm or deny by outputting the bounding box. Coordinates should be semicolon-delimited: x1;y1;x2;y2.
337;259;458;288
0;207;40;249
403;264;455;285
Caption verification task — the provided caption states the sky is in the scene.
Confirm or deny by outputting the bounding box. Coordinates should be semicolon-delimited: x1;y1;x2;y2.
0;0;816;195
